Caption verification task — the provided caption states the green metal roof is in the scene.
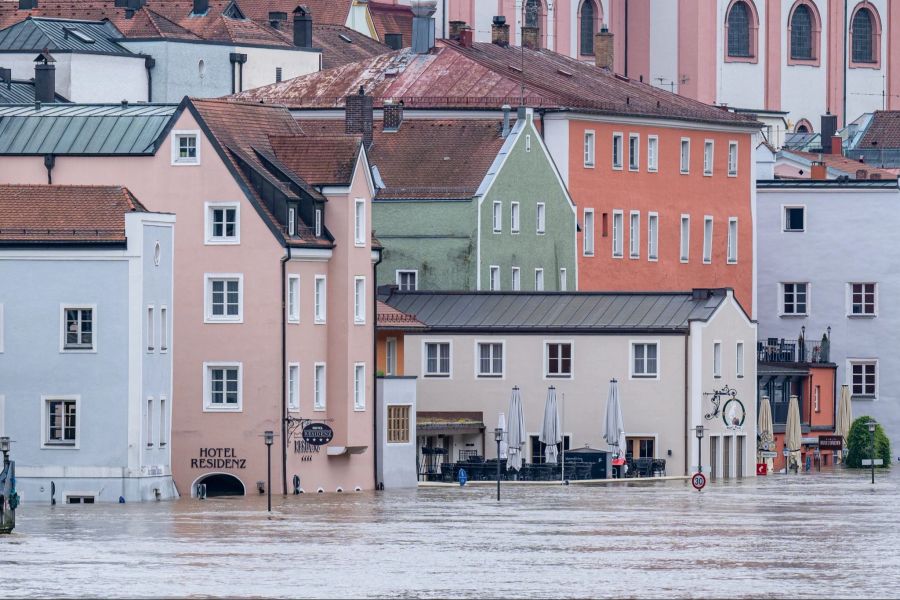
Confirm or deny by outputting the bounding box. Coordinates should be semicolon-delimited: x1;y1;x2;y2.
0;18;131;55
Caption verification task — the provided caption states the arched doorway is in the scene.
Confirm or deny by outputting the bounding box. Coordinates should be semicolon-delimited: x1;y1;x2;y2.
194;473;245;497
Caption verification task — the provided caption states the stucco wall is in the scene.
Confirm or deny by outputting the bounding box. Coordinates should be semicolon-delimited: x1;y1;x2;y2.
238;46;320;91
69;53;148;103
376;376;417;488
121;40;231;102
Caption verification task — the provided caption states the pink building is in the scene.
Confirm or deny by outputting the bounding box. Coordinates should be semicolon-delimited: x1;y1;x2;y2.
0;99;377;497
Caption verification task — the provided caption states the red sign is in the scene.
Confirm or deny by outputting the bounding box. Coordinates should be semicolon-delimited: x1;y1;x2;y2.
691;472;707;491
756;463;768;476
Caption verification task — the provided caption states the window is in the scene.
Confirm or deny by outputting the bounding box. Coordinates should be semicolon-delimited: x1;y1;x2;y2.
602;212;609;237
703;216;713;264
206;202;239;244
850;361;876;398
287;275;300;323
612;210;624;258
580;0;596;55
713;342;722;377
784;206;805;232
205;275;242;323
638;438;655;459
510;202;520;233
648;213;659;261
63;306;94;350
172;131;200;165
546;342;573;378
703;140;714;175
314;363;326;410
493;201;502;233
424;342;451;377
728;142;738;176
781;282;809;315
477;342;504;377
584;130;595;166
387;405;410;443
627;134;640;171
790;3;816;61
680;215;690;262
204;363;241;411
851;7;875;63
612;133;624;169
354;276;366;324
849;283;876;316
530;434;571;464
396;270;417;291
736;342;744;378
536;203;546;234
489;266;500;291
146;306;155;352
511;267;521;291
146;397;154;447
524;0;541;28
631;342;658;378
315;209;322;237
559;268;567;291
288;207;296;236
647;135;658;172
354;363;366;410
727;218;738;264
66;495;95;504
45;398;77;446
680;138;690;173
159;397;167;446
534;268;545;291
354;199;366;246
385;338;397;375
160;307;168;352
629;211;640;259
813;385;820;412
314;275;326;323
275;66;283;82
727;1;752;57
583;209;595;256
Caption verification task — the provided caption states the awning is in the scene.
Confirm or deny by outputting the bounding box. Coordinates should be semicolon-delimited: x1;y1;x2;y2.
417;411;484;435
326;445;368;456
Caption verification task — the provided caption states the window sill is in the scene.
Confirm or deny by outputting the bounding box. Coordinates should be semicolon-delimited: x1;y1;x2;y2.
680;170;690;175
787;57;820;67
612;165;623;171
42;442;77;449
314;319;326;325
477;374;503;379
724;54;758;64
727;260;738;265
849;60;880;70
703;172;713;177
629;254;640;260
728;172;738;178
354;406;366;412
171;160;201;167
779;313;808;318
288;318;300;324
546;374;573;379
628;166;639;172
852;395;877;401
631;374;658;380
424;374;450;378
61;347;97;354
583;252;595;258
354;320;366;326
203;405;242;413
313;406;327;412
205;239;241;246
648;168;658;173
847;314;877;319
204;317;243;324
783;229;805;233
584;163;595;169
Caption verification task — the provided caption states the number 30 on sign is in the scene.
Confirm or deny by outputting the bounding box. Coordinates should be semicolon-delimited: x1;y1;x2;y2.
691;472;707;491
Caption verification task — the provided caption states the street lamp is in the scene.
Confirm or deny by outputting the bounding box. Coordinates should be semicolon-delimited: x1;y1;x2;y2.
868;420;877;485
494;427;504;502
264;430;274;512
695;425;705;474
0;436;9;467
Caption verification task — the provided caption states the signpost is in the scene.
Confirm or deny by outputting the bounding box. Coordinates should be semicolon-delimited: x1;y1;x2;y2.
691;472;706;491
301;423;334;446
861;459;884;466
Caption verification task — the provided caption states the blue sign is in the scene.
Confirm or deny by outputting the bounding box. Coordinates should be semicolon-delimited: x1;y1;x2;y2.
458;468;468;486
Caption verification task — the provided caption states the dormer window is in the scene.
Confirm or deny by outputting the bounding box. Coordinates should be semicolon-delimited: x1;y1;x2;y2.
171;131;200;165
288;206;296;236
315;208;322;237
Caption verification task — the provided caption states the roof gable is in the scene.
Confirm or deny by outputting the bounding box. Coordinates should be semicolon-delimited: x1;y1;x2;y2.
0;17;131;54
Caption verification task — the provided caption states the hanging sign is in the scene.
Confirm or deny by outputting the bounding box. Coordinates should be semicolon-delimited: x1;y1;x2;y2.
818;435;843;450
301;423;334;446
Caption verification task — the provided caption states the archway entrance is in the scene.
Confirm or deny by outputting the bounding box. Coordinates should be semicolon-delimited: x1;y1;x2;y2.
196;473;245;497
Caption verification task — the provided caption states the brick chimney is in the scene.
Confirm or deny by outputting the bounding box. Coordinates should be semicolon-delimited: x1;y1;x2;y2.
594;26;614;70
383;100;403;132
521;26;540;49
491;16;509;47
293;6;312;48
856;169;868;180
459;27;473;48
830;135;842;155
810;160;827;180
346;86;373;149
448;20;465;41
33;49;55;104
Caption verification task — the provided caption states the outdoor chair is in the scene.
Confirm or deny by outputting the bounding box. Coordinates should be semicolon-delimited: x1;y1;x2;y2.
651;459;667;477
635;458;653;477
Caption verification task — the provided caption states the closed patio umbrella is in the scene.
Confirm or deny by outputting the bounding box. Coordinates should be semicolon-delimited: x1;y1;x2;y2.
506;387;526;472
604;379;627;458
784;394;802;473
836;384;852;461
540;386;562;464
497;412;508;460
758;396;775;472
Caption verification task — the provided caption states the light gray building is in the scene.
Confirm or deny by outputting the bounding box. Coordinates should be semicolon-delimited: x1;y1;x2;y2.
756;177;900;459
0;184;176;503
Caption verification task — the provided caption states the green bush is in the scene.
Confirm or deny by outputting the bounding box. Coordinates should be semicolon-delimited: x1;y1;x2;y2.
845;415;891;469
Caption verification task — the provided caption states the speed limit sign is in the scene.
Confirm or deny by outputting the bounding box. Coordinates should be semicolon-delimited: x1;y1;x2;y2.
691;472;707;491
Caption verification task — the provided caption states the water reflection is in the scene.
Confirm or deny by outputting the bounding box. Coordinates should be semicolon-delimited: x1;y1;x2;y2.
3;470;899;598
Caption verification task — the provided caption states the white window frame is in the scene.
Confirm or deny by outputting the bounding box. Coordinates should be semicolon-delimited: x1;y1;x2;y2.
848;359;878;399
314;275;327;324
713;341;722;378
396;270;418;291
160;306;168;352
782;205;806;233
680;138;691;174
736;341;744;378
648;212;659;261
354;276;366;324
780;282;810;316
385;338;397;375
489;265;501;291
628;133;640;171
159;396;167;446
583;208;595;256
41;395;81;449
146;396;154;447
702;216;713;264
727;217;738;264
287;275;300;323
288;207;296;237
511;266;521;291
728;141;738;177
612;210;624;258
510;201;520;234
583;130;595;167
847;282;878;317
703;139;714;176
422;340;452;379
629;341;660;380
59;304;98;353
475;340;505;379
315;209;322;237
354;362;366;411
202;362;243;412
146;305;155;352
647;135;659;172
544;340;574;380
171;130;201;166
204;274;243;324
534;268;545;291
354;198;366;246
204;201;240;245
313;362;327;410
612;132;624;170
680;214;690;263
629;211;640;259
536;202;546;234
559;268;567;291
492;201;502;233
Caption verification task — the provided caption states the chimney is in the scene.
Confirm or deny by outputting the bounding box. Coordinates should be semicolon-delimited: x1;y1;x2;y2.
870;173;882;180
383;100;403;132
491;16;509;47
501;104;511;138
192;0;208;15
856;169;868;180
521;26;539;50
33;49;55;104
18;0;37;9
269;11;287;29
810;160;827;180
830;135;842;156
411;0;437;54
459;27;473;48
0;68;11;90
293;6;312;48
448;20;465;41
820;113;837;153
384;33;403;50
594;25;614;70
346;86;373;148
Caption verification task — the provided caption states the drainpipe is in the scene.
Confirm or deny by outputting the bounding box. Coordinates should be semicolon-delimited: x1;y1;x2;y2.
623;0;629;77
280;248;290;496
842;0;848;127
684;333;689;476
144;56;155;103
43;153;54;184
372;246;382;488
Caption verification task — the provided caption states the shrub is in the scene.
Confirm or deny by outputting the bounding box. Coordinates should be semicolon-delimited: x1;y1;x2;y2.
845;415;891;468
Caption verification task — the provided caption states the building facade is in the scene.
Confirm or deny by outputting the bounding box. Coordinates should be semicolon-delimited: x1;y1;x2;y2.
0;184;176;503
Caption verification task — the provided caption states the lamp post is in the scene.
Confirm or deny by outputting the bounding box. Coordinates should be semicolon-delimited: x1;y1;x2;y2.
868;420;877;485
494;427;503;502
264;430;274;512
695;425;705;473
0;437;9;468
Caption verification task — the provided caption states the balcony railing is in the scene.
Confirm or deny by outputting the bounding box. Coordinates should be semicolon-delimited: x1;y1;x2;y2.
758;334;830;364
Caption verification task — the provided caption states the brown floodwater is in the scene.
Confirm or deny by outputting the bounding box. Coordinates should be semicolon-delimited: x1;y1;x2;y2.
2;468;898;598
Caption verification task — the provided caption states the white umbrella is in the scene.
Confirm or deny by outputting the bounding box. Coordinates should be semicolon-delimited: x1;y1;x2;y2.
758;395;775;470
497;412;508;460
506;387;526;472
785;395;802;472
837;384;852;450
604;379;627;457
540;386;562;464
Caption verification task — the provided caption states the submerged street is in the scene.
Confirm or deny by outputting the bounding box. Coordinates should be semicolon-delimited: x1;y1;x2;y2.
3;469;898;599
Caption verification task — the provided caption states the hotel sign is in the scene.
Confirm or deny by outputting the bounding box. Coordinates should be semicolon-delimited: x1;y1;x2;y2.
190;447;246;469
301;423;334;446
818;435;843;450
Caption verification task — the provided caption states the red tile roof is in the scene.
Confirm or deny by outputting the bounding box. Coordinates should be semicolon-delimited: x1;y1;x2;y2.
238;0;352;28
269;133;361;186
376;300;424;328
368;1;412;46
314;23;391;69
858;111;900;149
236;40;757;127
0;184;145;243
781;150;899;180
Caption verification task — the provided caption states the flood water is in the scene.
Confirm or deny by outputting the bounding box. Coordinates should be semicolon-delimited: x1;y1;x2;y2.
3;469;899;598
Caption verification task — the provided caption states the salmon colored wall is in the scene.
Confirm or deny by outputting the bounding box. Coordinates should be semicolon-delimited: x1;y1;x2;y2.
808;365;836;430
765;0;782;110
678;0;718;105
376;330;406;376
889;0;900;110
568;119;754;313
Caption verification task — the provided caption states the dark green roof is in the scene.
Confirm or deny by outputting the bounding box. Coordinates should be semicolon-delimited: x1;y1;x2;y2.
0;17;131;55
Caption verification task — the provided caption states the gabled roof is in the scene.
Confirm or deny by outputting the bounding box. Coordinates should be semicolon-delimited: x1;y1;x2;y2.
313;24;390;70
238;0;353;28
269;133;361;187
776;150;898;181
0;183;146;244
381;290;729;333
0;78;68;103
0;16;131;54
858;111;900;149
376;300;424;329
237;41;758;128
368;1;412;47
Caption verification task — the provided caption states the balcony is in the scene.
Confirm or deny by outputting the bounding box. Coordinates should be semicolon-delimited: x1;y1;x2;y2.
757;330;830;364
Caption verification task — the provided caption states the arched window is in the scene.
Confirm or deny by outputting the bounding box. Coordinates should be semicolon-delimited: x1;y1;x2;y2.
727;1;751;57
580;0;597;56
525;0;542;29
851;7;874;63
790;4;814;60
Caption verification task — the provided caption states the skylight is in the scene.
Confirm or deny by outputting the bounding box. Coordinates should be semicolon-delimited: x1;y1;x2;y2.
64;27;95;44
339;34;352;43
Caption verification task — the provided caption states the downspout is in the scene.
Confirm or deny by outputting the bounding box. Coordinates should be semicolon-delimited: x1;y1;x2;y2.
144;56;155;103
842;0;848;127
373;246;382;488
43;153;54;184
624;0;629;77
280;248;290;496
684;332;689;476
